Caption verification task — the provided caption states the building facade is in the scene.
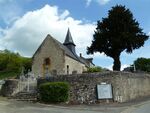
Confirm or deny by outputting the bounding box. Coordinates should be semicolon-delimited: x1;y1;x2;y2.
32;29;94;77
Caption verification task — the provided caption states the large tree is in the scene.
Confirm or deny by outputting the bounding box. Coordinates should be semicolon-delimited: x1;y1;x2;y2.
87;5;149;71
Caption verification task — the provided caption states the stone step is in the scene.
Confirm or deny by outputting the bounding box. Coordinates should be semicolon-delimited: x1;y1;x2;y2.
10;91;37;102
19;86;37;92
14;98;37;102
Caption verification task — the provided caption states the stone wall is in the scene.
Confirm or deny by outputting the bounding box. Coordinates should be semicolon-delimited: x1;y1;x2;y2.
32;35;65;76
38;71;150;104
65;56;86;74
1;79;19;97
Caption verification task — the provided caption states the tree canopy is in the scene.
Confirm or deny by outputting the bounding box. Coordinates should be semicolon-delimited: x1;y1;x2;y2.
87;5;149;71
134;58;150;72
0;49;32;79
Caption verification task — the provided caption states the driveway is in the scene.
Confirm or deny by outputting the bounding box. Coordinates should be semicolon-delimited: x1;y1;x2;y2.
0;97;150;113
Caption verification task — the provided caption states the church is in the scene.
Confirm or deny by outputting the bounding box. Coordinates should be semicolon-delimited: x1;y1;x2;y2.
32;28;94;76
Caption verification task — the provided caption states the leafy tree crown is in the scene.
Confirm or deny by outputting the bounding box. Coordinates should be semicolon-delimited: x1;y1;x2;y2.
87;5;149;58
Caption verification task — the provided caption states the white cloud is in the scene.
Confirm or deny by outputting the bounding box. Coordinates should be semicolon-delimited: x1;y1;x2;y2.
107;64;129;71
107;64;113;70
60;10;70;20
0;0;21;25
97;0;110;5
0;5;96;57
121;64;129;71
148;32;150;37
0;0;35;25
85;0;110;6
86;0;92;6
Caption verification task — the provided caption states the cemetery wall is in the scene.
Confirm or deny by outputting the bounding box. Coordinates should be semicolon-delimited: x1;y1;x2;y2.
38;71;150;104
1;79;19;97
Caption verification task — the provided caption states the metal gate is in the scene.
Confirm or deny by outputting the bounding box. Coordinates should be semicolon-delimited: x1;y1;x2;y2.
17;72;37;93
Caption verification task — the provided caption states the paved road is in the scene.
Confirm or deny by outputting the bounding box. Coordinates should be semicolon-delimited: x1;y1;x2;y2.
120;100;150;113
0;98;150;113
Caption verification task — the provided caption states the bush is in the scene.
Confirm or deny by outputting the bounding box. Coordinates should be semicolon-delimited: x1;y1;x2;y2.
86;66;103;73
39;82;70;103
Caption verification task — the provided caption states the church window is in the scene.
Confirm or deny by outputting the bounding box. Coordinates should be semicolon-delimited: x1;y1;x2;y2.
44;58;50;65
43;58;51;77
67;65;69;74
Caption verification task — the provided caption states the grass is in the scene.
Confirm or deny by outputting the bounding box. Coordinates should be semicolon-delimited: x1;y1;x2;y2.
0;71;19;80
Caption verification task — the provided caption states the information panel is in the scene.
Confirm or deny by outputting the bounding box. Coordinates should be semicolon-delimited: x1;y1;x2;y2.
97;84;113;99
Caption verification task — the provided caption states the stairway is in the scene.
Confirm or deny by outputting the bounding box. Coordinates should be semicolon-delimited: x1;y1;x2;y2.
11;91;37;101
9;80;38;102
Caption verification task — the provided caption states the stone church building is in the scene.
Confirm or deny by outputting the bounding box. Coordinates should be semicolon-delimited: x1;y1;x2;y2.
32;29;94;76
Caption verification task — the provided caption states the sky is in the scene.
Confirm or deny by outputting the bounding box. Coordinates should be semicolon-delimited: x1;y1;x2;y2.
0;0;150;70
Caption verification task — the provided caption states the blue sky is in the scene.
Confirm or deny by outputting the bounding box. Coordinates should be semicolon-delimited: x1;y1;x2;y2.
0;0;150;70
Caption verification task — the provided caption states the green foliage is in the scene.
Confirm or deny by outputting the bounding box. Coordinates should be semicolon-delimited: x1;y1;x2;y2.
87;5;149;71
0;71;19;79
39;82;70;103
134;58;150;72
0;49;32;79
21;57;32;74
87;66;103;73
0;49;21;72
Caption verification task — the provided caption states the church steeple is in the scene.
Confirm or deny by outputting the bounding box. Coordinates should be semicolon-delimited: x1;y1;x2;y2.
63;28;76;54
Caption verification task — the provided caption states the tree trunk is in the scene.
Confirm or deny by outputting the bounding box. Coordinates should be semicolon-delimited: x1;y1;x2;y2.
113;55;121;71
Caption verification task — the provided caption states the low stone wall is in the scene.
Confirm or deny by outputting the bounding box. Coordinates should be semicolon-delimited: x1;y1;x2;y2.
38;71;150;104
1;79;19;97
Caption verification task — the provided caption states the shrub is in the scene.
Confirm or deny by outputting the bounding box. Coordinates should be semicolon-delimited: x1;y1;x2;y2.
39;82;70;103
86;66;103;73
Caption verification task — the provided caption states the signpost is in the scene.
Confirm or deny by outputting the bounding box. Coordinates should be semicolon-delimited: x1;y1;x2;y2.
97;83;113;99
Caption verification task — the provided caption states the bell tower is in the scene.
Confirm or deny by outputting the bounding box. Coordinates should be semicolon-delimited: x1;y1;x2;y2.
63;28;76;55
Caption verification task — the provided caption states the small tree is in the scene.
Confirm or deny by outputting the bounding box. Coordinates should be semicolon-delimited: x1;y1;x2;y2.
87;5;148;71
134;58;150;72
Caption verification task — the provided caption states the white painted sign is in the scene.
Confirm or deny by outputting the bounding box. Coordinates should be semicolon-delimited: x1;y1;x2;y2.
97;84;113;99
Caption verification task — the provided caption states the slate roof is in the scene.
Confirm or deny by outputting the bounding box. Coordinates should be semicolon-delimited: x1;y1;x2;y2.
63;28;76;46
79;56;95;67
53;36;94;67
53;36;80;61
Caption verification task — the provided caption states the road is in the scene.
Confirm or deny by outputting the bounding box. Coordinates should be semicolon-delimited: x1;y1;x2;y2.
0;97;150;113
120;100;150;113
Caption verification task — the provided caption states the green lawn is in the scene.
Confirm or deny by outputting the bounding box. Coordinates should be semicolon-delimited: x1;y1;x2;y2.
0;71;19;80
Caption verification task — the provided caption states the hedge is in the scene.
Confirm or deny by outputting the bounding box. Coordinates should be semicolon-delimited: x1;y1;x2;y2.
86;66;103;73
39;82;70;103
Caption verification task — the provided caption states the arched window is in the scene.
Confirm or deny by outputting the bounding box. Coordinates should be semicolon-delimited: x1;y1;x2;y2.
43;58;51;77
44;58;50;65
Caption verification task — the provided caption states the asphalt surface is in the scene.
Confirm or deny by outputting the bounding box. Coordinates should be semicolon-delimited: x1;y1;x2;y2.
0;97;150;113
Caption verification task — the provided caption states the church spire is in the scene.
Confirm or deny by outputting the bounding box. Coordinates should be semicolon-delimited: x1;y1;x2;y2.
63;28;76;54
63;28;75;46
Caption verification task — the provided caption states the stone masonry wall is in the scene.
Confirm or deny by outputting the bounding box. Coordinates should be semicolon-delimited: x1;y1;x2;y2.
32;35;65;76
65;56;86;74
38;71;150;104
1;79;19;97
